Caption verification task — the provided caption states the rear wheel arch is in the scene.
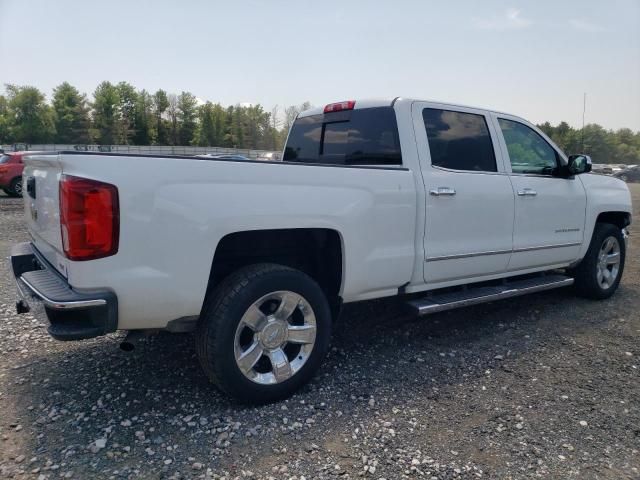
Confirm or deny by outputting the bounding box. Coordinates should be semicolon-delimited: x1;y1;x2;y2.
204;228;344;317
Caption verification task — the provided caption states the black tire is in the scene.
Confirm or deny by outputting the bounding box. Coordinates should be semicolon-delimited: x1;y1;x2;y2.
195;263;332;404
7;177;23;197
570;223;626;299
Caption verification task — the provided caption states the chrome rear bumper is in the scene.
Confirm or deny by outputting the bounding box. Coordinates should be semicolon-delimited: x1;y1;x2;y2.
10;242;118;340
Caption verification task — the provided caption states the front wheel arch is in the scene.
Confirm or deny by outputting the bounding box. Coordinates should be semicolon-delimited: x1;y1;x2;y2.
570;222;626;299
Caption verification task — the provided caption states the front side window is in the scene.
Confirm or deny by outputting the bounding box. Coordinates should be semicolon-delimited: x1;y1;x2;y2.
422;108;497;172
498;118;558;175
0;154;10;164
283;107;402;166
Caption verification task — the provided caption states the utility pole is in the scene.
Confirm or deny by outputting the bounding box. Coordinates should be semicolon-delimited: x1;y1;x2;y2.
581;93;586;152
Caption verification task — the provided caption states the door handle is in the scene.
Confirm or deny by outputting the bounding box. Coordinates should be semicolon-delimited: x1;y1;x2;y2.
517;188;537;196
429;187;456;196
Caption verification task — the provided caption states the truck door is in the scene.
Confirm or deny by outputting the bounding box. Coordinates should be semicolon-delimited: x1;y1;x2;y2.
411;102;515;284
491;114;586;270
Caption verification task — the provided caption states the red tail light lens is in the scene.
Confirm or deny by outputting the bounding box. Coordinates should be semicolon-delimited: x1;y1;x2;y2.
59;175;119;261
323;100;355;113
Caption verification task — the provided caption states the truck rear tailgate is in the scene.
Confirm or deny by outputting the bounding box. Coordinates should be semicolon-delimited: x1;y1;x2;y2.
21;153;67;276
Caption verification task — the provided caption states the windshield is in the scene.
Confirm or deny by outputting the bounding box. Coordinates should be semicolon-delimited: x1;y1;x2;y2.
283;107;402;166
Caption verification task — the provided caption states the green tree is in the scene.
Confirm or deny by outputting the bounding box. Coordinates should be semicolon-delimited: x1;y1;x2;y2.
0;94;11;144
133;89;153;145
167;94;179;145
152;89;170;145
4;84;55;143
243;104;271;149
52;82;91;144
582;124;616;164
92;81;120;145
195;101;217;146
212;103;226;146
230;105;245;148
538;121;640;164
177;91;198;145
116;82;138;144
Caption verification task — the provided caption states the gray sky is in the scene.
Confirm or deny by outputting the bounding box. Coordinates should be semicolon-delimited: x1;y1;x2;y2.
1;0;639;130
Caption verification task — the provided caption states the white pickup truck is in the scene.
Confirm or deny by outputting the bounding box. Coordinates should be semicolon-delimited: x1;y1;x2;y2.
10;98;632;402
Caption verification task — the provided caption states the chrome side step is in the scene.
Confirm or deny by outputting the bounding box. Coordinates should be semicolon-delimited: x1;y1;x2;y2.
407;274;574;316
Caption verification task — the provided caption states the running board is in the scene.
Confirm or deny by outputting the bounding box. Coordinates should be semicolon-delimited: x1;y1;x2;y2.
407;274;574;316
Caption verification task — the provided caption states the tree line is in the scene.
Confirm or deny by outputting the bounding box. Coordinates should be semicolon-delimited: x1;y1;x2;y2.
537;121;640;165
1;82;639;164
0;82;311;151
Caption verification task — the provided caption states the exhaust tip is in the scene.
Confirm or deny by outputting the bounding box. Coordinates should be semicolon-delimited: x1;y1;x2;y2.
119;330;157;352
16;300;30;314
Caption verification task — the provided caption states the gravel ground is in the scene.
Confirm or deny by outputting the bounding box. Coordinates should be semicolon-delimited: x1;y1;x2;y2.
1;186;639;480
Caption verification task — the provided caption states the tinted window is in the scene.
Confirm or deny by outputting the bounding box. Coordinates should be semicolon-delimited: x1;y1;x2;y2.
422;109;497;172
0;155;10;164
283;107;401;166
498;118;558;175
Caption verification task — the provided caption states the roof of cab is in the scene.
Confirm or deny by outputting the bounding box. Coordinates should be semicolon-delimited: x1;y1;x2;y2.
298;98;398;118
297;97;515;120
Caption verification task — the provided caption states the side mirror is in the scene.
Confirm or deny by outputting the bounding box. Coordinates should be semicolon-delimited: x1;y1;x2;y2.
567;154;592;175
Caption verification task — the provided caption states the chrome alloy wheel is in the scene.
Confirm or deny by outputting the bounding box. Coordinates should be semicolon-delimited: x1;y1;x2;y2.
234;291;317;385
597;236;621;289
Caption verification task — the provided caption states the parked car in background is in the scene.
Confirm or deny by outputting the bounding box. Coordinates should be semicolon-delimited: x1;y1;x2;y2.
0;152;25;197
592;164;613;175
257;152;280;161
613;166;640;183
194;154;250;161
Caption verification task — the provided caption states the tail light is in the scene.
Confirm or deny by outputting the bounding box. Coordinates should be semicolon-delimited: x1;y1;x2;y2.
59;175;119;261
324;100;355;113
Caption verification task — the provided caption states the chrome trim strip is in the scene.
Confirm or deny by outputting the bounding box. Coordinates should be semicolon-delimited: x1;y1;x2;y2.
18;276;107;310
411;278;574;315
426;249;512;262
425;242;582;262
513;242;581;253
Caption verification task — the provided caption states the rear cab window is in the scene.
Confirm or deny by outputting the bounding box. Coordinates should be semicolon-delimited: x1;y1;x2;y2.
283;107;402;166
422;108;497;172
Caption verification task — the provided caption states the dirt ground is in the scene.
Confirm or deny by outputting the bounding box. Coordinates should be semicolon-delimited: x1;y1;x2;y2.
1;185;638;480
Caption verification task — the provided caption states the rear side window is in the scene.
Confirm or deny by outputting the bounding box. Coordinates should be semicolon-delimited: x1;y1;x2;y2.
422;108;497;172
283;107;402;166
0;155;10;164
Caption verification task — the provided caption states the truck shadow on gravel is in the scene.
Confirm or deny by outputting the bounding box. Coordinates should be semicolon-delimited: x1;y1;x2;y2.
8;284;633;473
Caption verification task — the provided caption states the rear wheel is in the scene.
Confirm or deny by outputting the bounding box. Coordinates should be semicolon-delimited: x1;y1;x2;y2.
7;177;23;197
571;223;625;299
195;263;332;403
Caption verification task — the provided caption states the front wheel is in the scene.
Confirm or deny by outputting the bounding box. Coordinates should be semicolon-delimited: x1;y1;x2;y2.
195;263;332;403
8;177;23;197
570;223;626;299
